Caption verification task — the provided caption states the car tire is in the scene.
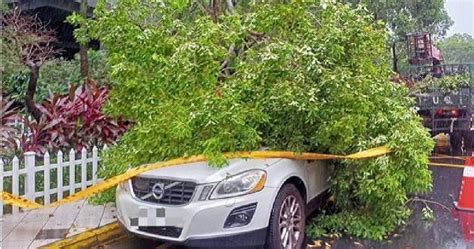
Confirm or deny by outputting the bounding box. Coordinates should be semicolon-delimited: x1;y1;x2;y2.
266;183;305;249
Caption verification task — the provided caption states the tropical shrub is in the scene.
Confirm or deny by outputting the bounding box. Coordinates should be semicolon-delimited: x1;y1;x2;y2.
2;83;128;156
17;116;53;155
80;1;433;239
36;83;129;152
0;99;21;156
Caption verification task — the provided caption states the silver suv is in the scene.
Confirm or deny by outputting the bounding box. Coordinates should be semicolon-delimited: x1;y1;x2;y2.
116;158;331;248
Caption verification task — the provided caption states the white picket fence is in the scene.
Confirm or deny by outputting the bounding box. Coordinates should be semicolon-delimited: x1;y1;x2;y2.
0;145;107;217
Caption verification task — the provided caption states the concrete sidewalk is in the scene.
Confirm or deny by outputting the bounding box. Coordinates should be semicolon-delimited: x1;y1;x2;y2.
0;200;116;249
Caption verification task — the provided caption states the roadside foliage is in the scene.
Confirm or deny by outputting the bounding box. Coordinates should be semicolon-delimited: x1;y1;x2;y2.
78;1;434;240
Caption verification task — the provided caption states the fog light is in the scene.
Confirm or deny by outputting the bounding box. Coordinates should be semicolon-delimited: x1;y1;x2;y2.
235;213;249;223
224;203;257;228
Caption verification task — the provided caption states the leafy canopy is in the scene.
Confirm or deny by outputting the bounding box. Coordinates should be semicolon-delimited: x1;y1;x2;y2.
342;0;452;42
83;0;433;240
342;0;452;73
437;33;474;64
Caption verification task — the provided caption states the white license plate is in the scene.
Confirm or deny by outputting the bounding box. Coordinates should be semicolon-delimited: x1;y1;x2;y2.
130;207;166;227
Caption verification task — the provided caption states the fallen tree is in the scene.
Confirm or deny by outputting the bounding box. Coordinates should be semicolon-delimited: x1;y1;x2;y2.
81;0;434;240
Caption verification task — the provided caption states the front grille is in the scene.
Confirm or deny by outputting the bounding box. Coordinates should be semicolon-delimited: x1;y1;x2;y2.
138;226;182;238
131;177;196;205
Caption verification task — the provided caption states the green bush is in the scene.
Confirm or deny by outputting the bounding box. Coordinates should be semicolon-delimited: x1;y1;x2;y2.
2;50;109;104
39;50;109;88
83;1;433;240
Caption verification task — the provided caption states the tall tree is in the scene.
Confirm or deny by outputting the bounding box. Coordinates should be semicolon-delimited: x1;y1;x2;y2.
80;0;433;240
437;33;474;64
2;9;58;121
342;0;453;73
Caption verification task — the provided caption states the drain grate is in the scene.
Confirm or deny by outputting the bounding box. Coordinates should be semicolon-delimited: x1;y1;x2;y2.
35;228;69;240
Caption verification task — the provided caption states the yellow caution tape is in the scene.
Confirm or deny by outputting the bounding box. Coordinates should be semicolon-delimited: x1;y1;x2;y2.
428;162;466;169
429;156;465;160
427;154;470;168
429;155;467;160
2;191;43;209
1;146;391;210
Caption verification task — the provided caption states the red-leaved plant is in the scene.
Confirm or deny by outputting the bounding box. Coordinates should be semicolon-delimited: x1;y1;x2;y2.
20;82;130;154
1;98;21;154
69;83;128;148
18;116;54;155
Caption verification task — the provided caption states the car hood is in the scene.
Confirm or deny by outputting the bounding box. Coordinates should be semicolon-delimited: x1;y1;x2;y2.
137;158;281;184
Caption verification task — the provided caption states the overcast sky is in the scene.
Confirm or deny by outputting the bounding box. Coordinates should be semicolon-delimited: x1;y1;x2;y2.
445;0;474;37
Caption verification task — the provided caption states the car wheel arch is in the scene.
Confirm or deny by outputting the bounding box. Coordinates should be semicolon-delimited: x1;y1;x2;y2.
260;175;308;227
280;176;307;203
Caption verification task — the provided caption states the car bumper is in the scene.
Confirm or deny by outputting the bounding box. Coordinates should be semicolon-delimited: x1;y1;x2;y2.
115;183;277;246
118;221;267;248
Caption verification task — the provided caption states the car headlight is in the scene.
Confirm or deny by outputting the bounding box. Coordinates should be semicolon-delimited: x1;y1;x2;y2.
210;170;267;200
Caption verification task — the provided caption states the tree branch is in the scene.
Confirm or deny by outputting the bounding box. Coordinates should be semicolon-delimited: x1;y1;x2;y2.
219;44;236;73
406;197;452;213
3;8;58;120
218;31;268;80
226;0;235;13
210;0;220;23
195;0;212;16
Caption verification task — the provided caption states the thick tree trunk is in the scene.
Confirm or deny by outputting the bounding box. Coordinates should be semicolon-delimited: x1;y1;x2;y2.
25;65;42;121
392;42;398;73
79;0;89;81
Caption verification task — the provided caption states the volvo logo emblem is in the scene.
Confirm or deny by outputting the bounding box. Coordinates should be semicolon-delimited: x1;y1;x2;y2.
139;181;182;201
151;183;165;200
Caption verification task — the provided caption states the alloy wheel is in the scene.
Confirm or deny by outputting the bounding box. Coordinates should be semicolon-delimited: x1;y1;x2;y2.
279;195;303;249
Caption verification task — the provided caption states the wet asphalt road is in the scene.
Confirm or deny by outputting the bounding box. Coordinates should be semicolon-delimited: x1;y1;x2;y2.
98;159;474;249
321;160;473;249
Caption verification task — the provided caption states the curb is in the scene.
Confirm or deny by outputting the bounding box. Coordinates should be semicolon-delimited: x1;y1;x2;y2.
40;222;125;248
